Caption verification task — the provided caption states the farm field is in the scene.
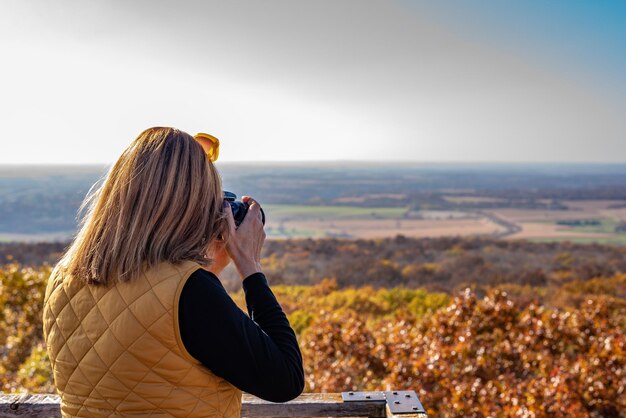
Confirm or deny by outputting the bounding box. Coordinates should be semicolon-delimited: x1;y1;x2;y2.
262;201;626;243
494;199;626;244
266;215;505;239
263;204;407;219
264;205;505;239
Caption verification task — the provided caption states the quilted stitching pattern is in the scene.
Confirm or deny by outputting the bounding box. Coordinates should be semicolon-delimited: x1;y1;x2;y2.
43;260;242;417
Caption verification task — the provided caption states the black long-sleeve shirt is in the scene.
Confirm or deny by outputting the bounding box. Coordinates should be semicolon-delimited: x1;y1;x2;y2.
178;268;304;402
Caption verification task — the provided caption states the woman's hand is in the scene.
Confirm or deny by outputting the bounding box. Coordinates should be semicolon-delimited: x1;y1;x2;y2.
224;196;266;279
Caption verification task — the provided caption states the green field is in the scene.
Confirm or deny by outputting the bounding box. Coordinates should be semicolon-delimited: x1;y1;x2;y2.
265;227;329;238
525;218;626;245
263;204;407;220
529;235;626;246
564;218;620;234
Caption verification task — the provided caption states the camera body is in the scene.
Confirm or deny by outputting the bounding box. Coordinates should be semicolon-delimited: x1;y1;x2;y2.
224;191;266;227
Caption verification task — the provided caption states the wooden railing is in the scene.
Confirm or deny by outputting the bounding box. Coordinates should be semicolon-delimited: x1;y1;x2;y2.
0;391;427;417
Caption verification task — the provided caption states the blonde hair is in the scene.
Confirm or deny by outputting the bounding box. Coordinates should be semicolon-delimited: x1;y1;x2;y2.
58;127;225;285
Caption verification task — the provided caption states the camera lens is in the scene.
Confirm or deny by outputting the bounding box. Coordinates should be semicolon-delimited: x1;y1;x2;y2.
224;191;266;227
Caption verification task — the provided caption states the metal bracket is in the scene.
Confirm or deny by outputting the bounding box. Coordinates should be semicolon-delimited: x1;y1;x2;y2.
341;390;426;415
384;390;426;414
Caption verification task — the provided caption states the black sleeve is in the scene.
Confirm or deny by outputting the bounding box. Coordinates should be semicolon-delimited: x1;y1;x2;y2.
178;268;305;402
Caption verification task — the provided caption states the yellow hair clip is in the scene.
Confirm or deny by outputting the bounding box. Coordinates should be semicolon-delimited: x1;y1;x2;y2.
194;133;220;162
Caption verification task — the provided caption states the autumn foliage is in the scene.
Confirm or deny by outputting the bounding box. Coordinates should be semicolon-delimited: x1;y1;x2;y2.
284;279;624;417
375;290;625;417
2;252;625;417
0;264;54;393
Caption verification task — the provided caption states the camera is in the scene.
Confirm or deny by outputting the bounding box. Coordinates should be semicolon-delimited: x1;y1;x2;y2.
224;191;266;227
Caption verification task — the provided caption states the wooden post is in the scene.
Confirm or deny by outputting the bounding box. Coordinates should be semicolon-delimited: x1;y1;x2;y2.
0;392;427;418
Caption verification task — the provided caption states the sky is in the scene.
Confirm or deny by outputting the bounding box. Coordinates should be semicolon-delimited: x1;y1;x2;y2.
1;0;625;164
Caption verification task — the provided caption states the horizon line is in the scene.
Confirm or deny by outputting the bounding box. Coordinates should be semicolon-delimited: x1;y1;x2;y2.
1;160;626;166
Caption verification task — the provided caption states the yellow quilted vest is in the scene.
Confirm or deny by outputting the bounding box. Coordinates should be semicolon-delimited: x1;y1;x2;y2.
43;259;242;417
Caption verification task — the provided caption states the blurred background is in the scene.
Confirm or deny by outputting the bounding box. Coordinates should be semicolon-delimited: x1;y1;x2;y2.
1;1;625;416
1;0;625;243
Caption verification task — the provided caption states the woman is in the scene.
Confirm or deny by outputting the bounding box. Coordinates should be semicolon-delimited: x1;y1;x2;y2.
43;127;304;417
